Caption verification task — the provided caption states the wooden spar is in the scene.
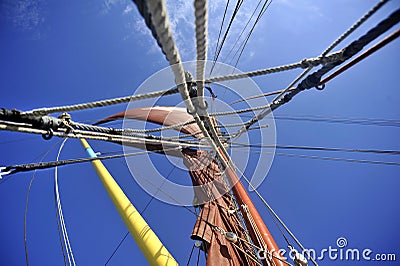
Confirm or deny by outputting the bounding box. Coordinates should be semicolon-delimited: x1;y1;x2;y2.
80;139;178;266
219;148;285;266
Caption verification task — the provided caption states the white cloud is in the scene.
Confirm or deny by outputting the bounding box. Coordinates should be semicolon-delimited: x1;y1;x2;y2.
102;0;271;62
101;0;126;15
123;4;133;15
2;0;46;39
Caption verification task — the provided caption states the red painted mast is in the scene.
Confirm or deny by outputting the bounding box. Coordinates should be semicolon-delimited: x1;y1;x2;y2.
219;149;285;266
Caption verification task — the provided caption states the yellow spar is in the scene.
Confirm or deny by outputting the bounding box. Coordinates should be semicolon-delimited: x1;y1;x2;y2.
80;139;178;266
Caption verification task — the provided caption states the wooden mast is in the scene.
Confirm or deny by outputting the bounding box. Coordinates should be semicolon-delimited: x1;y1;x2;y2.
219;149;285;266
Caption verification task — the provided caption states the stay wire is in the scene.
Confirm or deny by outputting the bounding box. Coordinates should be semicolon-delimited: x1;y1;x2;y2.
212;0;230;63
230;27;400;106
54;138;76;266
235;167;318;266
231;7;400;139
196;244;201;266
104;165;177;265
23;139;63;266
222;0;264;64
230;142;400;155
186;243;196;266
4;147;182;175
104;233;129;266
231;0;272;70
235;149;400;166
129;156;290;263
209;0;244;74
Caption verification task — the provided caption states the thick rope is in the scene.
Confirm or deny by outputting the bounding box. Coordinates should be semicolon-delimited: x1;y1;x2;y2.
145;0;196;114
320;0;389;57
194;0;208;109
25;88;179;116
143;0;227;171
209;0;391;137
320;28;400;85
231;7;400;138
0;121;204;149
205;51;343;83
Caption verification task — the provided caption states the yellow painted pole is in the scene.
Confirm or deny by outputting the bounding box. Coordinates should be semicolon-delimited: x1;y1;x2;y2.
80;139;178;266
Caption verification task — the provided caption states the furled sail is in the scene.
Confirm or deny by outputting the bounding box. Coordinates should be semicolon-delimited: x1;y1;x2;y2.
97;106;259;265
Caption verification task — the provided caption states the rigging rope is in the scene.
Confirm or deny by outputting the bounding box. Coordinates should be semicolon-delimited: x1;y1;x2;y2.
0;120;205;150
255;114;400;128
270;0;390;105
231;7;400;138
235;149;400;166
222;0;264;64
275;152;400;166
231;0;272;70
2;147;182;176
194;0;208;110
211;0;230;65
104;166;177;265
320;0;389;57
25;88;179;116
209;0;244;74
235;167;318;266
54;139;76;266
23;142;59;266
231;23;399;106
205;50;343;83
320;28;400;85
230;143;400;155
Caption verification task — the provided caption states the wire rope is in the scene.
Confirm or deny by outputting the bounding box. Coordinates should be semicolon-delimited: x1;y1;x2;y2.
54;139;76;266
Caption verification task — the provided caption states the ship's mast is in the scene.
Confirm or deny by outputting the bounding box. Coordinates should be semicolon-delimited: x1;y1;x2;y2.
80;138;178;266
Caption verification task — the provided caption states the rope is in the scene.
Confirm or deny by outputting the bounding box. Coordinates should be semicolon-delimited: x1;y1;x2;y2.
231;0;272;70
185;243;196;266
230;7;400;137
275;152;400;166
54;139;76;266
296;8;400;92
144;0;229;175
104;232;129;265
271;114;400;128
142;0;221;168
131;0;165;55
23;140;62;266
3;147;183;175
320;28;400;85
0;121;203;151
230;26;399;106
235;149;400;166
222;0;264;64
320;0;389;57
145;0;196;113
25;88;179;116
231;142;400;155
209;0;244;74
194;0;208;109
105;165;176;265
205;51;343;83
211;0;230;65
270;0;389;104
236;167;318;266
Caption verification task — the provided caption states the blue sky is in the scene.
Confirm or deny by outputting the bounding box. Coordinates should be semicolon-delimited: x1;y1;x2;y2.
0;0;399;265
